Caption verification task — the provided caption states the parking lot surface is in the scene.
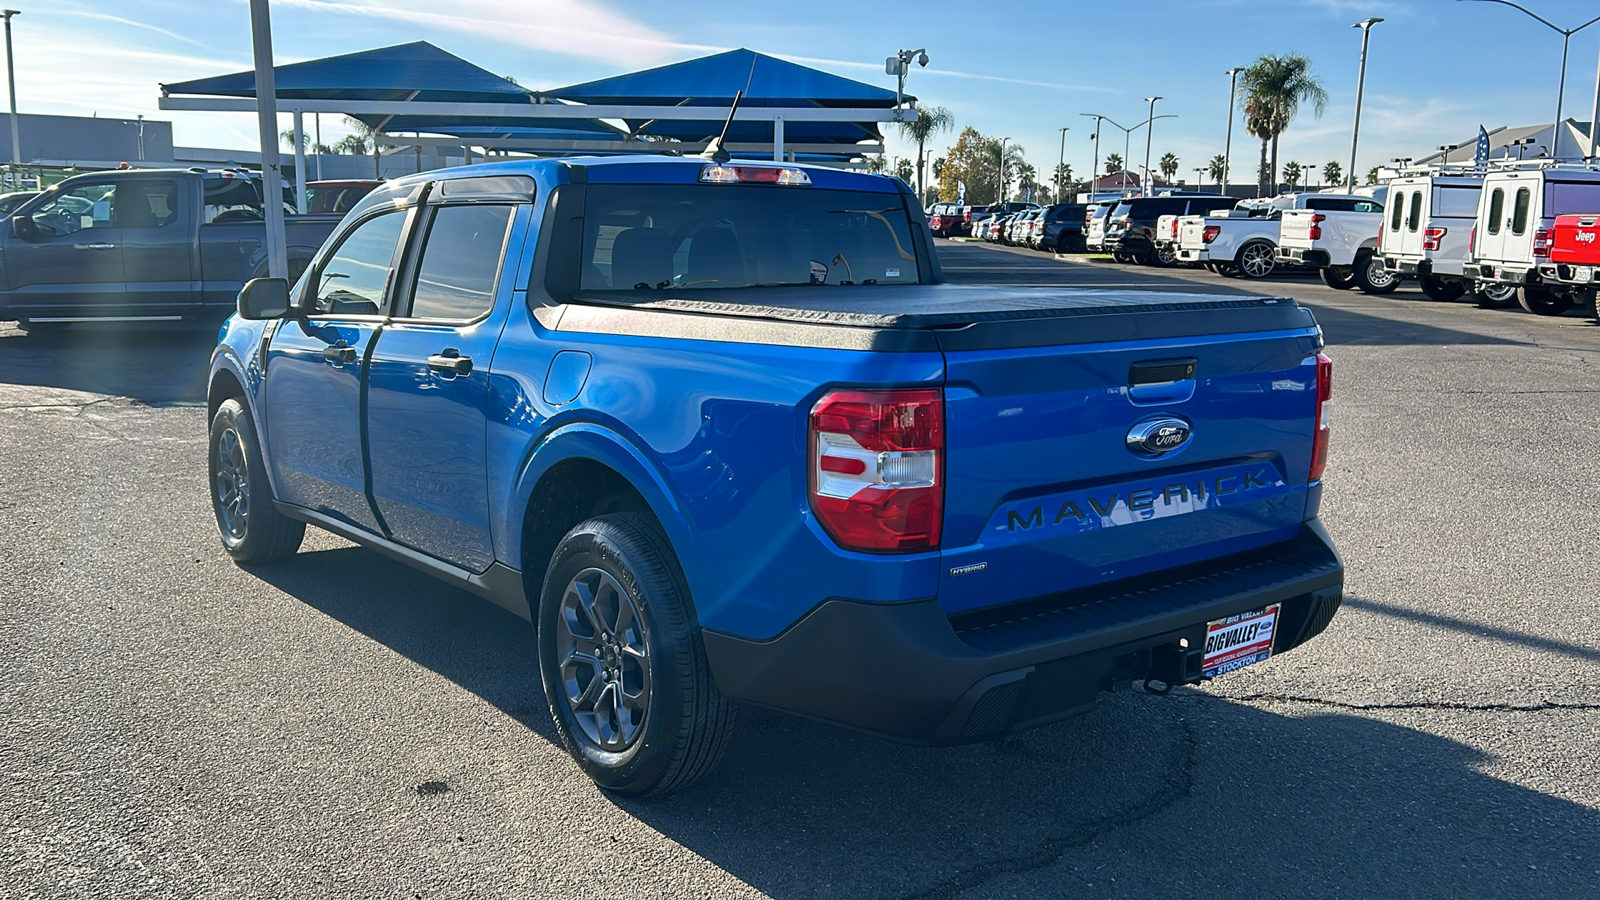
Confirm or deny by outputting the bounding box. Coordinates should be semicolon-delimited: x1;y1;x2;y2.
3;243;1598;898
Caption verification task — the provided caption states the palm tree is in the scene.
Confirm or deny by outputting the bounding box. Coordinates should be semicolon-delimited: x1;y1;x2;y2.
1283;160;1303;189
1207;153;1227;187
1322;160;1343;187
1053;162;1073;197
1014;161;1038;202
898;106;954;204
344;116;386;179
1244;98;1274;196
985;139;1025;202
1159;152;1179;184
864;154;888;174
1105;153;1123;174
1239;54;1327;197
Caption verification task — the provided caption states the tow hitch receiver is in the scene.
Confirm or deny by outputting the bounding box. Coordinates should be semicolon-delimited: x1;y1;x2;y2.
1144;642;1206;695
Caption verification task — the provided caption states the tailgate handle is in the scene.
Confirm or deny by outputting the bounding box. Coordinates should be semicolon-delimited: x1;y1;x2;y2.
1129;358;1197;386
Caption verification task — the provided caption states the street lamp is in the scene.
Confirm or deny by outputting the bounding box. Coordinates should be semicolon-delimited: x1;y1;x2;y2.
1057;126;1069;200
887;47;929;122
999;136;1010;204
1080;113;1109;195
1347;17;1383;191
1194;166;1207;192
1142;96;1162;197
1457;1;1600;155
1223;67;1244;194
1;9;20;180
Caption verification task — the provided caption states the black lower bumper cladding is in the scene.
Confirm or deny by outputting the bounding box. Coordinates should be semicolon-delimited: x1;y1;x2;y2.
703;521;1343;745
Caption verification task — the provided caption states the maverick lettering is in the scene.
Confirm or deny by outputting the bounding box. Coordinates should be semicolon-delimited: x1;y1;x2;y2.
1005;468;1272;532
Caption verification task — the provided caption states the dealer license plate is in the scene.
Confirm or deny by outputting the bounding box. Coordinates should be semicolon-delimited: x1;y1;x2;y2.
1202;604;1280;678
1573;266;1593;284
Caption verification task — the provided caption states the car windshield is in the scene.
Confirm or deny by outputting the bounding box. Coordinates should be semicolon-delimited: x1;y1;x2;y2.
581;184;921;289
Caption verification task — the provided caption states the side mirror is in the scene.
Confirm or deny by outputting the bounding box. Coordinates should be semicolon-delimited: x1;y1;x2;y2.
237;277;291;320
9;214;37;242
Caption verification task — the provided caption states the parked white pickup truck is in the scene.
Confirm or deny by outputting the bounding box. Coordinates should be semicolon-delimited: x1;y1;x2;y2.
1177;193;1371;280
1276;188;1389;292
1469;162;1600;315
1378;172;1516;307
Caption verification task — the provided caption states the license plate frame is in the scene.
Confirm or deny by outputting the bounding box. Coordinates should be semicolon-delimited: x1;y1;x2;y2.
1573;265;1593;284
1202;604;1281;678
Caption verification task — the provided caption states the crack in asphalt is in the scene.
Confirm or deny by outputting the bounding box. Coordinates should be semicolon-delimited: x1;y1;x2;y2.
1213;693;1600;713
893;705;1200;900
0;398;119;413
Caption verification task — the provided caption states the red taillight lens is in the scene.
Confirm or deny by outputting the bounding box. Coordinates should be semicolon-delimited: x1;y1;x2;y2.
810;389;943;553
1171;219;1180;238
1309;353;1332;483
1469;225;1476;255
1141;226;1154;238
1202;225;1221;244
1308;213;1326;241
1533;228;1552;258
1423;226;1447;252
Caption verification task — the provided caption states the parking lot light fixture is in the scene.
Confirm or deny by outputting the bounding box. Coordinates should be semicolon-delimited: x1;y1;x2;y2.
1347;17;1383;192
2;9;19;181
1058;126;1068;199
1080;113;1110;194
1142;97;1162;197
1224;68;1244;193
999;136;1010;204
1456;1;1600;155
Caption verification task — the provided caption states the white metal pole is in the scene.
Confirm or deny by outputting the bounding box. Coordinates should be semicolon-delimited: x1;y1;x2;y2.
1348;21;1380;192
2;10;20;176
1058;127;1067;199
1555;32;1571;146
314;112;323;180
292;108;306;213
249;0;287;280
1223;69;1241;194
1590;47;1600;157
1142;97;1159;197
773;114;783;162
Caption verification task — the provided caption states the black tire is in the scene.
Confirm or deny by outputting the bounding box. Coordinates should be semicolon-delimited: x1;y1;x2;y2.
1153;243;1178;267
208;398;305;564
538;512;735;797
1235;241;1277;279
14;319;68;335
1475;282;1518;309
1215;263;1241;277
1517;286;1573;316
1318;267;1357;290
1352;252;1399;294
1419;275;1467;302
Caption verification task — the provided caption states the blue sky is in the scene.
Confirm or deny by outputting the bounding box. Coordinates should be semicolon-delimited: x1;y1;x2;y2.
22;0;1600;182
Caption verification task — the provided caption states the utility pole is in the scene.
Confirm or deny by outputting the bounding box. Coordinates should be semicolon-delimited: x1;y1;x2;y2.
1080;113;1107;198
2;10;21;180
1058;126;1068;200
1223;68;1243;195
1348;18;1383;191
249;0;288;280
1142;97;1161;197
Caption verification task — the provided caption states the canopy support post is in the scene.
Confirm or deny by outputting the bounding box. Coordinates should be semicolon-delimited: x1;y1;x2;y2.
773;115;784;162
292;107;306;213
248;0;286;280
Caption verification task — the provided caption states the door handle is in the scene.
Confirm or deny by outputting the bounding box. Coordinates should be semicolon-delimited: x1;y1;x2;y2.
426;349;473;376
86;242;116;250
321;341;357;363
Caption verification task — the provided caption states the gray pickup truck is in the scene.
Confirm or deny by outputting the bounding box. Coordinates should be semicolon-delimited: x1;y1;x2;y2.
0;168;341;333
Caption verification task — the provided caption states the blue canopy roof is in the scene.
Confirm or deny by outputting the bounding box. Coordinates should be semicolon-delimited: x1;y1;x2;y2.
547;49;902;145
161;41;529;104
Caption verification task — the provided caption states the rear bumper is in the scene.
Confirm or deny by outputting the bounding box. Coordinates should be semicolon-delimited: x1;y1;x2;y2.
1384;256;1431;277
1475;263;1538;285
1277;247;1330;267
1544;262;1598;287
703;520;1344;745
1176;246;1208;263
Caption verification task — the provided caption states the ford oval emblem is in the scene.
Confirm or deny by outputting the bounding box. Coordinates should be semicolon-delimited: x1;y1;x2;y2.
1126;417;1192;457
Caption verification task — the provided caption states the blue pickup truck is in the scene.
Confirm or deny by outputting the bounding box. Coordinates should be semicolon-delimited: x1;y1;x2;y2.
207;157;1343;796
0;168;338;332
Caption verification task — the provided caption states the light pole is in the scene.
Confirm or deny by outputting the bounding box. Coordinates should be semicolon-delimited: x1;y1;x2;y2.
1057;126;1068;200
1194;166;1206;192
999;136;1010;204
887;47;929;122
2;9;20;180
1347;17;1383;191
1080;113;1108;196
1457;1;1600;155
1142;96;1162;197
1223;67;1244;194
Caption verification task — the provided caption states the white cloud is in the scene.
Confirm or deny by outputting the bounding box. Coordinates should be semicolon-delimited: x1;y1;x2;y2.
53;9;210;49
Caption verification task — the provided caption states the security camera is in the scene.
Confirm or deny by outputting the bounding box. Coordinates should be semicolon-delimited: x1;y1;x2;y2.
917;52;929;67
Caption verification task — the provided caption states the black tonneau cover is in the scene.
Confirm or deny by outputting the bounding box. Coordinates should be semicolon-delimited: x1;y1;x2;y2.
568;284;1317;351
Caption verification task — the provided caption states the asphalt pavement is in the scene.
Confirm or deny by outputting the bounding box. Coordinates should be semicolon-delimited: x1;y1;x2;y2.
3;244;1597;898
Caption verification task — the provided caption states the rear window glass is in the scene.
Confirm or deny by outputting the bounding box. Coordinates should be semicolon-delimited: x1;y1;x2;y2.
1433;187;1479;218
1408;192;1422;232
1307;197;1372;212
1487;188;1504;235
1390;194;1405;231
581;185;919;290
1511;187;1531;235
1544;181;1600;217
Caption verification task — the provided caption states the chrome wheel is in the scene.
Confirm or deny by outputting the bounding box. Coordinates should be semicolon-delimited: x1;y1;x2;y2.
1239;243;1276;278
1364;257;1397;289
214;426;249;540
556;567;651;751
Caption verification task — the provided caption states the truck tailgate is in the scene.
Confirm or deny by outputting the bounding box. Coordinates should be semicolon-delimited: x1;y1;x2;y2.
1551;214;1600;265
1279;210;1316;247
1177;217;1208;251
934;310;1322;615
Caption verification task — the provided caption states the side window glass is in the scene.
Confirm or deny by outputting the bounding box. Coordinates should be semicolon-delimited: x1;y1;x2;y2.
117;181;180;229
30;182;117;236
1487;189;1504;235
1511;187;1531;235
1407;192;1422;232
203;177;264;224
310;211;407;316
405;204;514;321
1390;194;1404;231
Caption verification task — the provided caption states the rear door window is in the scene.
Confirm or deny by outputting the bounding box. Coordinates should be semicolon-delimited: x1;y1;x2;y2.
1487;188;1504;235
1407;192;1422;232
1433;187;1479;218
1511;187;1531;235
404;204;515;321
1390;194;1405;231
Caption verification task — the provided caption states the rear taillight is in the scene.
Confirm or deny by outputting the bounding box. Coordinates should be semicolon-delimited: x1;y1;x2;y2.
1423;226;1447;252
1469;225;1476;255
1202;225;1221;244
1308;213;1326;241
809;389;943;553
1309;353;1332;483
1534;228;1552;258
1170;219;1180;238
1141;226;1154;238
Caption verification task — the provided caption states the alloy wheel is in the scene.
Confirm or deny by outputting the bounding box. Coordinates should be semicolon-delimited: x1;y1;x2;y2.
556;567;652;751
1241;244;1275;278
214;427;250;540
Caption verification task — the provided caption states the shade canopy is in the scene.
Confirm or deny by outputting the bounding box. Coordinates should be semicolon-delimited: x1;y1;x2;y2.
162;41;529;104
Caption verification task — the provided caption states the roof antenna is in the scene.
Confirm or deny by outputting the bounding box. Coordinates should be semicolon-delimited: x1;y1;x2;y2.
700;90;743;164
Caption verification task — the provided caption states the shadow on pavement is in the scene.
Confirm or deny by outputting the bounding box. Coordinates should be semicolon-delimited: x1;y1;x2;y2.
250;543;1598;899
0;321;218;405
1300;302;1527;347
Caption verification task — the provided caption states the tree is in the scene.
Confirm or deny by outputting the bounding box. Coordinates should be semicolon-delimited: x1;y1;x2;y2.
1239;53;1328;197
1322;160;1343;187
892;156;916;184
1366;165;1381;186
1105;153;1123;174
1053;162;1073;197
280;127;307;153
938;127;994;204
1015;160;1038;202
898;105;954;203
1159;152;1179;183
343;117;387;178
1283;160;1303;189
1207;153;1227;186
864;154;888;174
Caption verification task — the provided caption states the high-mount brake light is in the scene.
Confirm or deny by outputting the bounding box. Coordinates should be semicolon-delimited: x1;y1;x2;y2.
1308;213;1327;241
1309;352;1333;482
1533;227;1552;258
699;164;812;185
1202;225;1221;244
1423;226;1448;252
809;389;943;553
